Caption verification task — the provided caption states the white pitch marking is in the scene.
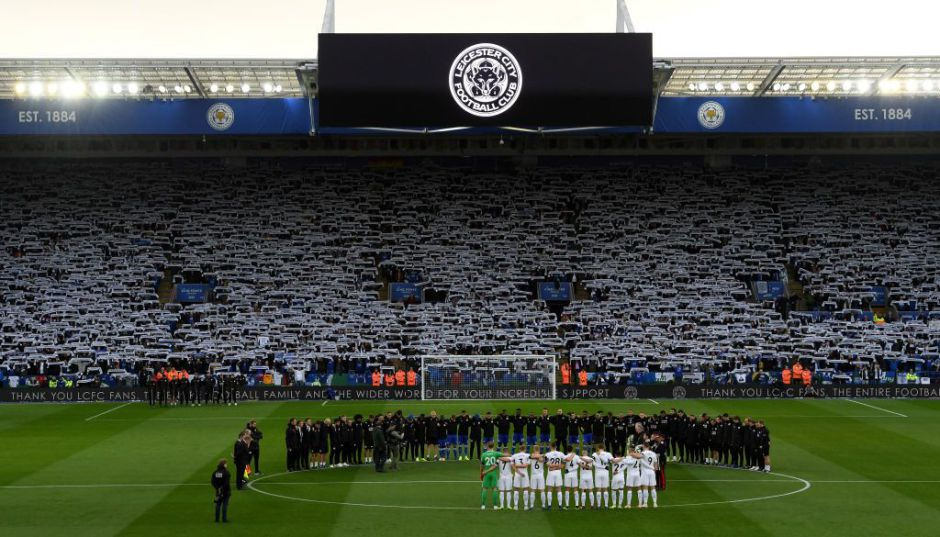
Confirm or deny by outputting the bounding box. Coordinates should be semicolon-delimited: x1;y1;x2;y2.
846;399;908;418
0;483;203;490
85;401;134;422
321;400;329;406
648;399;659;405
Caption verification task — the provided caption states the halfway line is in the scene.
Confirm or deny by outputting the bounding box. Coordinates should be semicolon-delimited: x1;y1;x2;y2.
85;401;134;422
846;399;908;418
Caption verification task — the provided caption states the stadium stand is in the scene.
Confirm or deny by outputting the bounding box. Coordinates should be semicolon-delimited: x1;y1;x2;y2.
1;161;938;389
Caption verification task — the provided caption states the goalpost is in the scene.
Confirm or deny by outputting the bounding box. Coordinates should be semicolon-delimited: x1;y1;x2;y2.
420;355;556;401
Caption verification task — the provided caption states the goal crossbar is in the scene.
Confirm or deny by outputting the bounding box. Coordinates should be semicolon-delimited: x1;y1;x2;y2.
420;354;556;401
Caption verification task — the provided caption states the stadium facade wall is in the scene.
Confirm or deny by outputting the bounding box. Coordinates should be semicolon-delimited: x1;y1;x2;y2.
3;384;938;403
3;97;939;137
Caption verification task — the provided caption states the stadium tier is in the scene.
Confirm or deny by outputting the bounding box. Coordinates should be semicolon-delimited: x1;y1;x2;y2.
1;161;938;394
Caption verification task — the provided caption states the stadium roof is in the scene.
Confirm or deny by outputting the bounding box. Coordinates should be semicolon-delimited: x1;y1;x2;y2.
0;59;307;100
3;56;940;100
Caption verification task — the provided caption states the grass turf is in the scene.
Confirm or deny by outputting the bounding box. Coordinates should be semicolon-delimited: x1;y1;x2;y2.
1;398;939;537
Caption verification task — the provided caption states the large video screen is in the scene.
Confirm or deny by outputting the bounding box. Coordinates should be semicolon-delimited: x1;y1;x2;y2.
318;33;653;128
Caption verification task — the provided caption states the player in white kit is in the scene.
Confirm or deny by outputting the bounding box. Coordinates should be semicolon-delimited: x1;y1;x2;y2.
624;446;645;509
591;444;615;509
496;451;515;510
577;449;596;509
639;443;660;508
528;446;547;510
543;448;568;511
562;449;581;509
510;447;531;510
610;456;629;508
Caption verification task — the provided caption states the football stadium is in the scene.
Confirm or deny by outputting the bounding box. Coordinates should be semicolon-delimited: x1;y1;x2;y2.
1;1;940;536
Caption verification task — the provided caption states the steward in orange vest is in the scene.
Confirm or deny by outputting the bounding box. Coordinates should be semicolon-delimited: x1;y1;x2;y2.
781;368;792;384
578;369;588;386
395;369;406;386
371;371;382;387
385;373;395;387
406;369;416;386
801;369;812;386
561;363;571;385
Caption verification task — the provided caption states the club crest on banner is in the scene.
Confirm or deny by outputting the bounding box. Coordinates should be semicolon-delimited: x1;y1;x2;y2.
207;103;235;131
449;43;522;117
697;101;725;129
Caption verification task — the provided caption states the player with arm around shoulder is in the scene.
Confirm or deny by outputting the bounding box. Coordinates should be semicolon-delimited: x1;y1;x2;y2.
527;446;549;510
480;442;504;510
493;448;515;510
542;446;569;510
639;442;660;508
609;454;629;508
591;443;615;509
624;446;645;508
562;448;581;510
510;446;532;510
577;449;596;510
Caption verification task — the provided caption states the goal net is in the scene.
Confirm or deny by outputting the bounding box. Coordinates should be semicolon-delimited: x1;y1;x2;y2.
420;355;556;400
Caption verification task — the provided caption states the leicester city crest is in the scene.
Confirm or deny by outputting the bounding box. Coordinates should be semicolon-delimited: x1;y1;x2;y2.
697;101;725;130
207;102;235;131
449;43;522;117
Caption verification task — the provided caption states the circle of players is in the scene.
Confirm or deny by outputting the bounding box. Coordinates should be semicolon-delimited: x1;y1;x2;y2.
283;408;772;509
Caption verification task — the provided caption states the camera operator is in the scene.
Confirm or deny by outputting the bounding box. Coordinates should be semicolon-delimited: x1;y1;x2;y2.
211;459;231;523
372;416;387;473
386;422;404;471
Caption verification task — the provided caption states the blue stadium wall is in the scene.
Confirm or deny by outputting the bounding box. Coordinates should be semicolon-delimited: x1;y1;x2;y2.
1;96;939;135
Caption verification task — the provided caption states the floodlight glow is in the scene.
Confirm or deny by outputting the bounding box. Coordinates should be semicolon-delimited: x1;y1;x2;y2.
225;84;234;93
262;82;273;92
241;83;250;93
687;82;696;91
28;81;44;97
93;81;109;97
127;82;139;94
174;85;183;93
158;85;167;93
905;80;919;92
730;82;740;91
746;82;755;91
62;80;84;98
782;83;791;91
274;84;282;92
183;84;191;93
772;82;781;91
797;83;806;92
209;83;218;93
714;82;724;91
14;81;27;95
46;82;58;96
112;83;122;94
857;80;871;93
841;81;853;91
697;82;708;91
924;80;935;91
811;81;820;91
826;81;836;91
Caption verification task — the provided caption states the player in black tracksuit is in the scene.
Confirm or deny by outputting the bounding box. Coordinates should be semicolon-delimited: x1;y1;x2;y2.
603;413;616;454
468;414;483;460
352;416;365;465
553;411;569;453
413;414;426;460
495;412;511;450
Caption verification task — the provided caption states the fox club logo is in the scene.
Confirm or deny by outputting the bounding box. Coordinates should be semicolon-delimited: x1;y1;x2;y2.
697;101;725;129
672;386;687;399
207;102;235;131
449;43;522;117
624;386;638;399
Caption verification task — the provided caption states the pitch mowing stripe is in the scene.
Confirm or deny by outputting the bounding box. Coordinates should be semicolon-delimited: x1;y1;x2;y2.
846;399;908;418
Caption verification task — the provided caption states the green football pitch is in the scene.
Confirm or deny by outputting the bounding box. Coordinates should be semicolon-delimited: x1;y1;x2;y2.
2;398;939;537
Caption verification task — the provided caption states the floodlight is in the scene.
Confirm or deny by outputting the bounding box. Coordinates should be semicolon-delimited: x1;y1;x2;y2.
241;83;250;93
826;81;836;91
262;82;273;92
29;81;44;97
14;81;27;95
93;81;109;96
127;82;139;94
226;84;234;93
209;84;218;93
730;82;740;91
112;83;122;94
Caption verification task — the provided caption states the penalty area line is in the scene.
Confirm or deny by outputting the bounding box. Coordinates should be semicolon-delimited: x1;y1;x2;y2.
85;401;134;422
846;399;908;418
